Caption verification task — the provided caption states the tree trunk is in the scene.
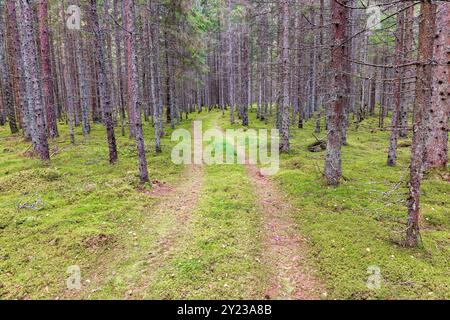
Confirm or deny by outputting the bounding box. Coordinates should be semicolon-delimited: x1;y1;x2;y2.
406;0;437;247
0;3;18;134
6;0;29;138
147;0;161;153
74;0;90;136
61;26;76;145
387;5;405;166
103;0;118;125
74;28;90;136
124;0;149;183
324;0;348;186
19;0;49;161
227;0;235;124
241;17;250;127
37;0;58;138
424;2;450;170
279;0;290;153
90;0;118;164
400;5;415;138
113;0;126;136
164;34;175;129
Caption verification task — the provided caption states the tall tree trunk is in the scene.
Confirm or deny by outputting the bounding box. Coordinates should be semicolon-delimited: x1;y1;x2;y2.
379;52;388;128
406;0;437;247
62;24;76;145
90;0;118;164
19;0;49;161
279;1;290;153
147;0;161;153
341;4;352;146
227;0;235;124
315;0;325;133
151;0;164;139
103;0;117;125
324;0;348;186
241;17;249;127
387;5;405;166
121;0;133;138
6;0;30;138
164;34;175;129
424;2;450;170
0;3;18;134
74;26;90;136
37;0;58;138
400;5;415;138
113;0;126;136
124;0;149;183
296;6;304;129
140;9;151;123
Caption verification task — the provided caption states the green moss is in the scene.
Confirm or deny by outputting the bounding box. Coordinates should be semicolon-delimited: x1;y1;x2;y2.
144;163;265;299
0;118;195;299
221;111;449;300
0;109;448;300
143;114;265;299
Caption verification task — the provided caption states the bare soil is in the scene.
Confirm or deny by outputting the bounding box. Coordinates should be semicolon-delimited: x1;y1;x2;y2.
216;115;322;300
247;165;322;300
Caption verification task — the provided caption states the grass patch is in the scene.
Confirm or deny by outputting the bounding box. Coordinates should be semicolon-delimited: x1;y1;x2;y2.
144;163;265;299
0;117;196;299
143;113;265;299
0;109;448;300
220;110;449;300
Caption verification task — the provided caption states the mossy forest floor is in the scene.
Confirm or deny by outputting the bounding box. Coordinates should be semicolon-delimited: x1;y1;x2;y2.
0;110;448;300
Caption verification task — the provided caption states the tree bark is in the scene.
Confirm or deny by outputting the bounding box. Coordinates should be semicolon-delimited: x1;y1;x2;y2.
241;17;250;127
400;5;415;138
37;0;58;138
147;0;161;153
19;0;50;161
227;0;235;124
164;34;175;129
279;0;290;153
387;5;405;166
61;25;76;145
0;3;18;134
74;27;90;136
103;0;118;125
324;0;348;186
406;0;437;247
90;0;118;164
113;0;126;136
424;2;450;170
124;0;149;183
6;0;29;138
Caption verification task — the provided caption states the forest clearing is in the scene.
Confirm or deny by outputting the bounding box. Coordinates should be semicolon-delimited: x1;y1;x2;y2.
0;0;449;302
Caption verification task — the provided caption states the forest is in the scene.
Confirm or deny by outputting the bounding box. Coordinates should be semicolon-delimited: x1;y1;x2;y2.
0;0;448;300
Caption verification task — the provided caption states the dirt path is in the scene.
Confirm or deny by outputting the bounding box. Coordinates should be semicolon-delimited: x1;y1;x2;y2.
214;114;322;300
67;114;320;299
246;165;322;299
118;122;205;299
65;122;204;300
129;162;204;299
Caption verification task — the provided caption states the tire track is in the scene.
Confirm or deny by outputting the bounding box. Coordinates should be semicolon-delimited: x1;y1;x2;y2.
65;121;204;299
214;113;322;300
